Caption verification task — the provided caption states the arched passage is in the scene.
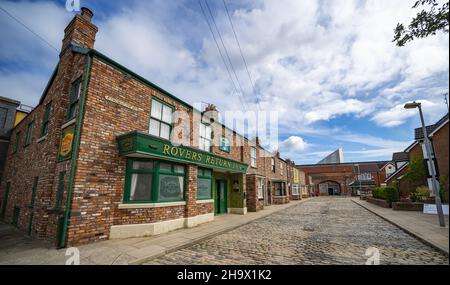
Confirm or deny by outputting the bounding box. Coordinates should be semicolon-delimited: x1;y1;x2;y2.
317;180;341;196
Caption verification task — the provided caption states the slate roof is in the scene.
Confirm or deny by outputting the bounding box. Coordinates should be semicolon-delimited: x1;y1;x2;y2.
392;152;409;162
415;113;449;140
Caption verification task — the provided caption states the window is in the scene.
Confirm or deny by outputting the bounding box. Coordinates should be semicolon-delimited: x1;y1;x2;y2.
149;99;173;140
68;79;82;120
358;173;372;181
125;159;185;203
41;102;52;137
199;123;212;152
280;162;283;175
250;147;257;168
271;158;275;172
54;171;66;210
197;168;213;200
30;177;39;208
257;178;264;199
292;184;299;195
13;132;20;153
24;121;34;146
219;136;230;153
274;182;285;196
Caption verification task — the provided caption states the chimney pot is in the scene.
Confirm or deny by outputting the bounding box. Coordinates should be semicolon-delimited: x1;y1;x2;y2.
81;7;94;22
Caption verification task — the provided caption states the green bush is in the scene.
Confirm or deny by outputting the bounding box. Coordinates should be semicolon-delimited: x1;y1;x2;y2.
371;186;400;204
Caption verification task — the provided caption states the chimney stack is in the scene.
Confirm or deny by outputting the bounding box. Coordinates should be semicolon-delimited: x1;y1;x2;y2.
60;7;98;56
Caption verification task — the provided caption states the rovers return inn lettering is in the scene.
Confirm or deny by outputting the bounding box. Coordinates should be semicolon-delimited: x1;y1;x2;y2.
162;144;244;171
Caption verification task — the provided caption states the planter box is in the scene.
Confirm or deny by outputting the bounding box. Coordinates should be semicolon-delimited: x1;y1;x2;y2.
392;202;423;211
366;197;390;208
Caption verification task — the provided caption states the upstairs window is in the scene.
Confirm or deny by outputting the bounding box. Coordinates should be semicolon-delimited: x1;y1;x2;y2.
24;121;34;146
68;79;82;121
149;99;172;140
199;123;212;152
250;147;257;168
41;102;52;137
280;162;283;175
271;158;275;172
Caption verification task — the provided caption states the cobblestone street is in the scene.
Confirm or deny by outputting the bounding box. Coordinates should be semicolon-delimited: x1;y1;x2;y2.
147;197;449;265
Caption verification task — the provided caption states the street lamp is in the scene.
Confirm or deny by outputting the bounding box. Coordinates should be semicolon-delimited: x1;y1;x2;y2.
404;101;445;227
355;164;361;197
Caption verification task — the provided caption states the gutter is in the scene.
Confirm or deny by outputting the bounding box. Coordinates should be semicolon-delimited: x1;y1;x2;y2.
58;49;92;248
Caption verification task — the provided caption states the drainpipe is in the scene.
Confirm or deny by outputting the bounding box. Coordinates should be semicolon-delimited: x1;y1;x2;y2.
58;52;93;248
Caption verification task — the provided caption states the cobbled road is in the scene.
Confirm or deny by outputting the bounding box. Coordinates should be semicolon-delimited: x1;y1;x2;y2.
147;197;449;265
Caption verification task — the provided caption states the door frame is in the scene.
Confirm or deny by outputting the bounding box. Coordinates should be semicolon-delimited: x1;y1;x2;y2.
214;179;228;215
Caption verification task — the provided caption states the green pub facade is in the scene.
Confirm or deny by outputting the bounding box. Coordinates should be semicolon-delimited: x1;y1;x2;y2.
0;8;291;247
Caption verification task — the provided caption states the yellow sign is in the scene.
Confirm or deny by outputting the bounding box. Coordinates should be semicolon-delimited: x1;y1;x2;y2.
59;125;75;160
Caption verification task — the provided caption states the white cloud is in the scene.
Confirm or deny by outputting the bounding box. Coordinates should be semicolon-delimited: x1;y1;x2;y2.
279;136;309;152
371;100;441;127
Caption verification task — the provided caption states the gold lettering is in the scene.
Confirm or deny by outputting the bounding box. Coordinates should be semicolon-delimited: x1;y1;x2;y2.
205;156;211;164
186;150;192;160
197;153;202;161
192;152;197;161
170;146;179;156
179;148;186;157
162;144;170;155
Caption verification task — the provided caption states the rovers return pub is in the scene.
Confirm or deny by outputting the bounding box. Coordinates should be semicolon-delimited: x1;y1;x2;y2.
0;7;291;248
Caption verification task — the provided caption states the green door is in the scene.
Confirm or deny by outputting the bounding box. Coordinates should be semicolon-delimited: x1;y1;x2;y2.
215;180;227;215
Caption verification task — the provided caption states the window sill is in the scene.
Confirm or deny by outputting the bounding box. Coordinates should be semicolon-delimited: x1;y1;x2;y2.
196;199;214;204
36;136;47;143
61;118;77;129
118;201;186;209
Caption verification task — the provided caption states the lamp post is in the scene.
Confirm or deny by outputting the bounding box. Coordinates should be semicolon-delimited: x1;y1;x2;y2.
355;164;361;197
404;101;445;227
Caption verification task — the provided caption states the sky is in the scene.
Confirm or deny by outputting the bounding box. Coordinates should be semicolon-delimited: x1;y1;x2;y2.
0;0;448;164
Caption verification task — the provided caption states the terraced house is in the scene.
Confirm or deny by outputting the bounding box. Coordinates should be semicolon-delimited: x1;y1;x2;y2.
0;8;291;247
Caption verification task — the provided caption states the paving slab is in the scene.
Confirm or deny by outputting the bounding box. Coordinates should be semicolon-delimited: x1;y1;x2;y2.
352;198;449;255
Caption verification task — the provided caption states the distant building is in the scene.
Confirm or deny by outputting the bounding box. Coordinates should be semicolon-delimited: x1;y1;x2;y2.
317;148;344;164
0;96;23;180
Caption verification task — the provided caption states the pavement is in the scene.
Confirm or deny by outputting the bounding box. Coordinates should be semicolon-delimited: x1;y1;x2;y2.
352;198;449;255
148;197;448;265
0;199;305;265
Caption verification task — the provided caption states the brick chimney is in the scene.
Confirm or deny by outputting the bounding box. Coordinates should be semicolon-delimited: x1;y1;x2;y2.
202;103;219;124
60;7;98;56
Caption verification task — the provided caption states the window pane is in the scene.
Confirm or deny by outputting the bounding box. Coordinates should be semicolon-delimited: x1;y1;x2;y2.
162;105;172;124
174;165;185;174
132;160;154;170
149;119;160;136
159;175;183;200
129;173;152;201
151;100;162;120
199;138;204;151
199;124;205;137
198;178;212;199
204;139;211;151
160;123;170;140
159;162;172;172
205;126;211;139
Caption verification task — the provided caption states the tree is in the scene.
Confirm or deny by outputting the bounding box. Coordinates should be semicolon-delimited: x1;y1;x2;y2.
402;155;427;183
393;0;449;46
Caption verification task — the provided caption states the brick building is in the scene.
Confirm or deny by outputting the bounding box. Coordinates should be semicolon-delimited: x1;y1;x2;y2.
298;161;387;196
0;8;292;247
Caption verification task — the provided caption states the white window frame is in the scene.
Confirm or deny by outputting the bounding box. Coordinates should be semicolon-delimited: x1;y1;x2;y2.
250;147;257;168
280;162;283;175
199;123;212;152
257;178;263;199
149;99;172;140
292;184;299;195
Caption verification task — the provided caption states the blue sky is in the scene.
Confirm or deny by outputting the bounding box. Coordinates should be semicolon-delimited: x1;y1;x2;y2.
0;0;448;164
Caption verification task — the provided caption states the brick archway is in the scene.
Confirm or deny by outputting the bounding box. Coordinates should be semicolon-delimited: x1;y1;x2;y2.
317;180;342;196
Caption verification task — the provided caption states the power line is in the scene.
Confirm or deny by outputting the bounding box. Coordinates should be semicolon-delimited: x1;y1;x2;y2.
198;0;247;111
0;5;59;53
203;0;249;111
222;0;262;111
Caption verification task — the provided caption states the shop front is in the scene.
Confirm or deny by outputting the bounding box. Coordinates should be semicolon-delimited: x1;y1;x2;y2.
112;131;248;238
